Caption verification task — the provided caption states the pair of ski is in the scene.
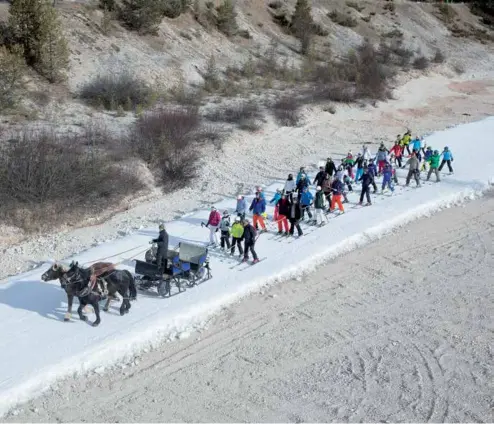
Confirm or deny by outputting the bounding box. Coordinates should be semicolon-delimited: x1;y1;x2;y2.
229;256;267;270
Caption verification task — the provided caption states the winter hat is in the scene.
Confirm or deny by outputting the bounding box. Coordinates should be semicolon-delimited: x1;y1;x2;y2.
223;210;229;215
211;206;216;210
234;216;241;222
316;186;321;191
237;195;243;200
159;224;164;230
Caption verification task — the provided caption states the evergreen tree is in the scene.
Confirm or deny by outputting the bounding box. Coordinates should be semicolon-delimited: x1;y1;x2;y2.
291;0;314;55
8;0;69;82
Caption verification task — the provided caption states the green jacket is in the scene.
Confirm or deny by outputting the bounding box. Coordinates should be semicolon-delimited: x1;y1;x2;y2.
428;153;440;169
314;191;326;209
230;222;244;238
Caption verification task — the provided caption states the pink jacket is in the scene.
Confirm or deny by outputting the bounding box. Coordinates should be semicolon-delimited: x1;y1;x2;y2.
208;210;221;226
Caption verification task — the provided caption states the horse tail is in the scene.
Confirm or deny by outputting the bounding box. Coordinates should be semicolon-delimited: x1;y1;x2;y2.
125;270;137;301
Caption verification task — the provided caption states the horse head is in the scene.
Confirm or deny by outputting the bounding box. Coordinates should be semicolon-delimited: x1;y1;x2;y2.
41;263;66;282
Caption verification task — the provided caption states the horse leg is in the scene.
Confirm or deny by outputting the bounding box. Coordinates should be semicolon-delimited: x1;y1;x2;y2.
65;294;74;321
78;300;87;321
103;297;111;312
92;299;101;327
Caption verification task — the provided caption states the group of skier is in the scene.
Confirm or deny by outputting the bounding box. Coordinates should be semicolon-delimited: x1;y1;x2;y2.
199;131;455;264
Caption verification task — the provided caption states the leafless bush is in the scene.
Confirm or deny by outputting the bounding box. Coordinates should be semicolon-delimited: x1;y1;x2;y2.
413;55;430;70
0;127;142;230
205;101;264;131
383;1;395;12
432;49;446;64
435;3;457;24
79;73;155;111
271;96;302;126
268;0;282;10
452;62;465;75
346;1;365;12
129;107;203;189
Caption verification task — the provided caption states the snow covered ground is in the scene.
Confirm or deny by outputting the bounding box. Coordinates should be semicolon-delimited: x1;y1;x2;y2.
1;117;494;417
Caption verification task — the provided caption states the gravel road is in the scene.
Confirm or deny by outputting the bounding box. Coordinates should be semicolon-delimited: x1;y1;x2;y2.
5;195;494;423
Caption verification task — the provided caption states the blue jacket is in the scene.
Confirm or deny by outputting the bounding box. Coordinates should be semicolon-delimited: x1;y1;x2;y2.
296;171;309;185
270;192;281;205
442;150;453;160
300;190;313;206
423;150;433;161
376;149;387;162
236;198;247;214
367;163;377;178
412;138;421;151
249;198;266;215
382;163;393;181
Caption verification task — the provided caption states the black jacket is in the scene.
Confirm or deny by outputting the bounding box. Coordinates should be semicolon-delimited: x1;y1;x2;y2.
153;229;169;251
288;202;302;220
325;160;336;176
296;178;309;192
278;198;290;217
358;172;374;188
313;170;327;187
243;224;257;244
355;157;364;169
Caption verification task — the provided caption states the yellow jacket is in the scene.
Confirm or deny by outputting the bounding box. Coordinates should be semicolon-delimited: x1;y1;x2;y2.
400;134;411;146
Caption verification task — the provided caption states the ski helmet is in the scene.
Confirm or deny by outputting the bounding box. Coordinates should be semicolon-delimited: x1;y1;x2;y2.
223;210;229;215
444;146;449;150
427;146;432;150
211;206;216;210
234;216;241;222
159;224;164;230
237;195;243;200
316;186;322;191
434;150;439;154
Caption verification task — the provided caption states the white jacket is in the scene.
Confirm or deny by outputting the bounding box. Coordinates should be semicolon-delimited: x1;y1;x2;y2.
284;179;296;192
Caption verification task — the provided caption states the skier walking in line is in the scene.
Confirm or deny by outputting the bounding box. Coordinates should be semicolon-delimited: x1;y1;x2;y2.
403;152;421;187
313;166;327;187
325;157;337;177
206;206;221;246
296;167;309;185
284;173;296;201
342;174;353;203
439;146;454;173
249;192;267;232
151;224;169;272
300;186;314;221
389;140;403;168
242;219;259;264
362;145;373;161
400;130;412;155
270;188;282;222
314;186;327;226
235;195;247;220
354;153;365;183
376;142;389;175
230;216;244;256
358;166;374;205
343;152;355;180
367;159;378;193
296;174;310;199
288;197;303;237
219;210;231;250
381;162;395;193
335;165;345;183
322;174;333;206
421;145;433;172
276;194;290;235
330;178;345;214
427;149;441;182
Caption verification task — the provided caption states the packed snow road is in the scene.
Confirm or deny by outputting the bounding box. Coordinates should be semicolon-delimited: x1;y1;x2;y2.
6;193;494;423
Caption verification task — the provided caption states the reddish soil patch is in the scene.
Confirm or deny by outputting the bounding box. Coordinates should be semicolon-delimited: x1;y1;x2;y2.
448;80;494;94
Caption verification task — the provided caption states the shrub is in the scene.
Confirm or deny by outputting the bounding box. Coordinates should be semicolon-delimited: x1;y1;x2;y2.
435;3;457;24
205;100;263;131
8;0;69;82
0;127;142;230
328;10;358;27
432;49;446;64
79;73;155;111
413;55;429;70
346;1;365;12
0;46;25;110
383;1;395;12
162;0;190;18
271;96;301;126
129;107;202;190
119;0;165;34
268;0;282;10
292;0;314;54
216;0;238;36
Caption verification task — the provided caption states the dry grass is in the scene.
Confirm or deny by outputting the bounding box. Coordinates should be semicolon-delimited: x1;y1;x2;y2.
270;96;302;126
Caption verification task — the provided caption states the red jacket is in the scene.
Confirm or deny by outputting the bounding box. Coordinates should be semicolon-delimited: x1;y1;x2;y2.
208;210;221;226
389;144;402;157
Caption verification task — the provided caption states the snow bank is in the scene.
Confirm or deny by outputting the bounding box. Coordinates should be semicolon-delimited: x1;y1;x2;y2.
1;117;494;417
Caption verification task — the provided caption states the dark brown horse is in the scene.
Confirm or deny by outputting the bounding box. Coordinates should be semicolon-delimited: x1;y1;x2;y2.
41;261;117;321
